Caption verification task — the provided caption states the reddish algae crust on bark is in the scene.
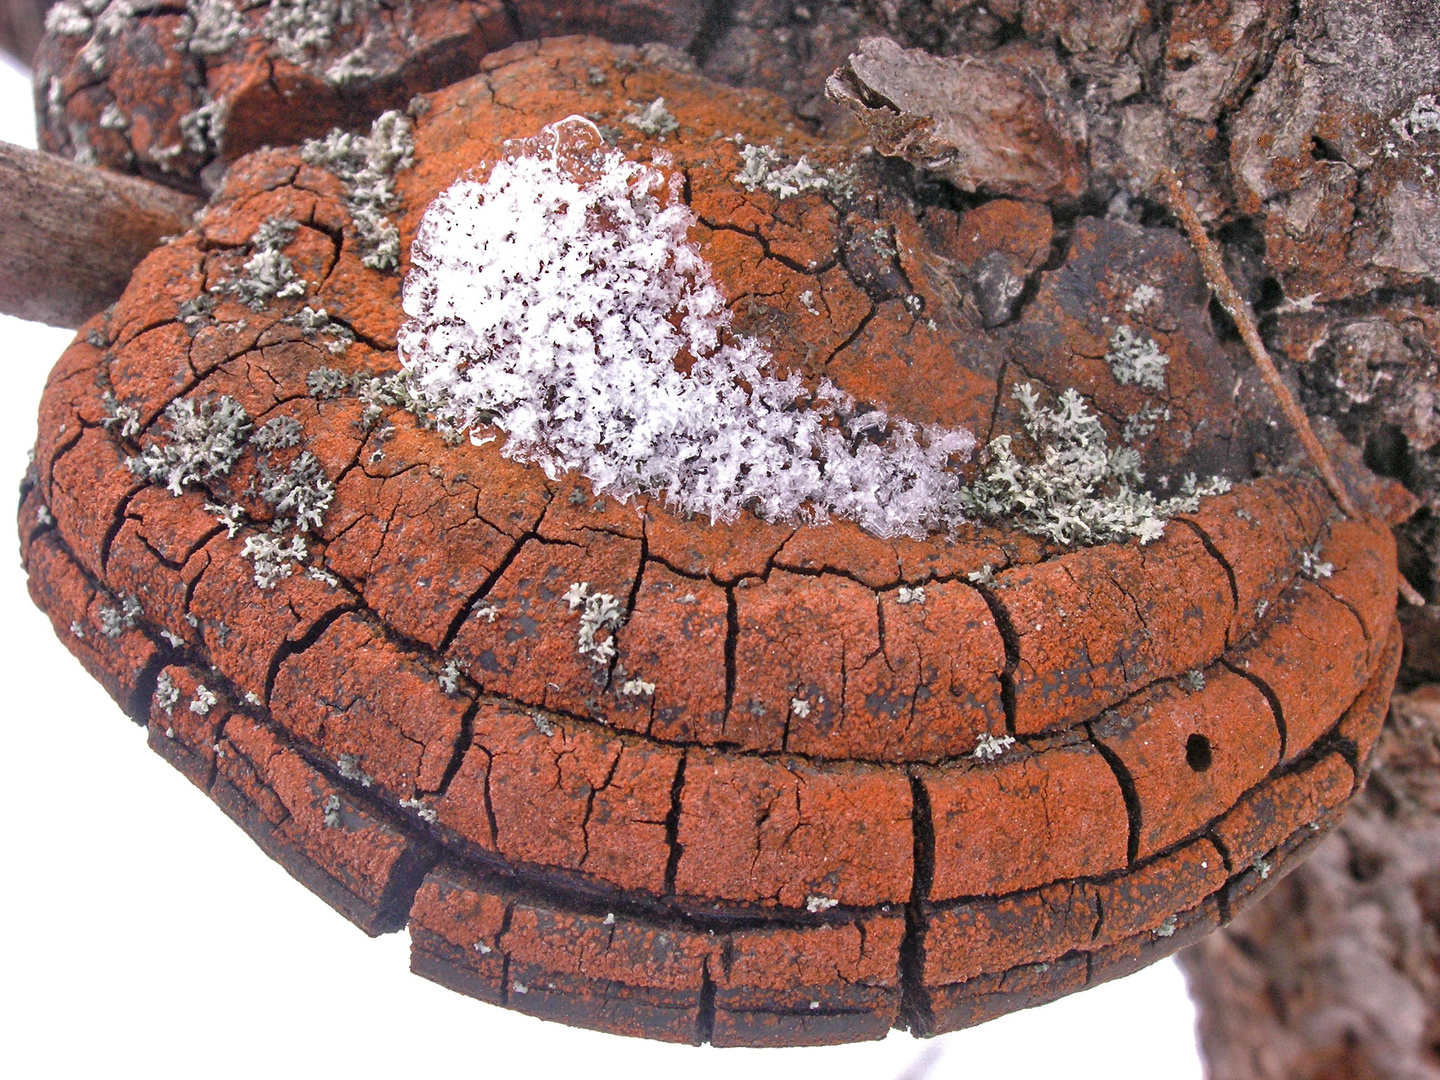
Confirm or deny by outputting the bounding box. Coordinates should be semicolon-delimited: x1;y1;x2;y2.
19;37;1402;1046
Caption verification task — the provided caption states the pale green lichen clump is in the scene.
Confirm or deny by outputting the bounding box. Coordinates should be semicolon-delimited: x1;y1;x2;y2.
300;110;414;270
127;396;252;495
126;392;336;588
1105;326;1170;393
219;217;307;310
733;144;831;200
961;384;1231;546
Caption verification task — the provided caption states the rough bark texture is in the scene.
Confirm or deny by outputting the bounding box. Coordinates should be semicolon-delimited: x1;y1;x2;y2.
0;0;48;65
1177;685;1440;1080
18;36;1403;1046
0;140;200;326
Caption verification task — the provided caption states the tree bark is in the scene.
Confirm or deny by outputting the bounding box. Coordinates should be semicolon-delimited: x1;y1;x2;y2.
0;140;200;328
1;0;49;67
1178;685;1440;1080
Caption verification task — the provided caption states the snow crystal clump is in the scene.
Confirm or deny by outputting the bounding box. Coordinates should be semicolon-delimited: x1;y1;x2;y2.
398;117;976;539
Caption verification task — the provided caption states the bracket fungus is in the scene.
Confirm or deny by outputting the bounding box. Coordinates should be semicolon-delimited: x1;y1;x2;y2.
20;37;1405;1047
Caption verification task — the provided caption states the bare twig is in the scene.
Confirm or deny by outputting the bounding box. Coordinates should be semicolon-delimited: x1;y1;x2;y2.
1160;167;1426;606
0;140;201;328
1158;167;1359;519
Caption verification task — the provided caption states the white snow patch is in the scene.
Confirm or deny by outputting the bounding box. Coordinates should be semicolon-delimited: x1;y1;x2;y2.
398;117;976;540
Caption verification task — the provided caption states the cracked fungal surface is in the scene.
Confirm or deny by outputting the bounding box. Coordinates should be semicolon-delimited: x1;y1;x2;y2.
20;38;1403;1047
34;0;704;188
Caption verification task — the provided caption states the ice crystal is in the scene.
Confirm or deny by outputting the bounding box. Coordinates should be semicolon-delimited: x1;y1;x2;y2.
1105;327;1169;393
805;895;839;913
301;110;413;270
128;395;252;495
220;217;307;310
398;118;977;540
961;384;1230;546
619;677;656;696
895;585;926;605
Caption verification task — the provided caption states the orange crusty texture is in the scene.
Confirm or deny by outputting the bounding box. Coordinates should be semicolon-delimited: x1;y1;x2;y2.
21;37;1399;1047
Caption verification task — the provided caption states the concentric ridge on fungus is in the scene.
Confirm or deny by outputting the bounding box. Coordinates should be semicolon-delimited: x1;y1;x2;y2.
20;37;1402;1049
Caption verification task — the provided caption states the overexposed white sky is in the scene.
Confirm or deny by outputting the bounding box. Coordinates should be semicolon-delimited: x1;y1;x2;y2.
0;54;1203;1079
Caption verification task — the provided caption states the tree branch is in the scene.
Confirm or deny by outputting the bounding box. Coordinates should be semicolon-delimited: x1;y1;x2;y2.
0;140;201;328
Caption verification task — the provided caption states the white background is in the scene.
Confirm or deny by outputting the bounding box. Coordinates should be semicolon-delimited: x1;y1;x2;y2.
0;55;1204;1079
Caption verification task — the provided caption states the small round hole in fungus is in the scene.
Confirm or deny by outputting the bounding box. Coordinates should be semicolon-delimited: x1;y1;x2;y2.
1186;733;1214;773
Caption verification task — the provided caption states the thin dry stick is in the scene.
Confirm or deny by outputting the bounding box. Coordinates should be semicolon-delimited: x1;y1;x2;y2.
1159;167;1357;515
1159;168;1425;606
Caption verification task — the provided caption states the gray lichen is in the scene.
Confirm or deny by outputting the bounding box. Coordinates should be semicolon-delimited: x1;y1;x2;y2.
1105;326;1170;393
250;415;304;452
337;752;373;786
257;451;334;531
240;532;309;589
733;143;831;199
219;217;307;310
97;592;142;639
154;670;180;716
128;395;253;496
960;383;1230;546
972;733;1016;762
562;582;626;665
623;98;679;138
283;307;353;354
300;110;413;270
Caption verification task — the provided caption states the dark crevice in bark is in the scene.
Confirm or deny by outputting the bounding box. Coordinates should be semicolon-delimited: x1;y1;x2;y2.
1088;723;1143;865
972;583;1020;736
1222;657;1289;763
898;770;936;1036
662;750;688;895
